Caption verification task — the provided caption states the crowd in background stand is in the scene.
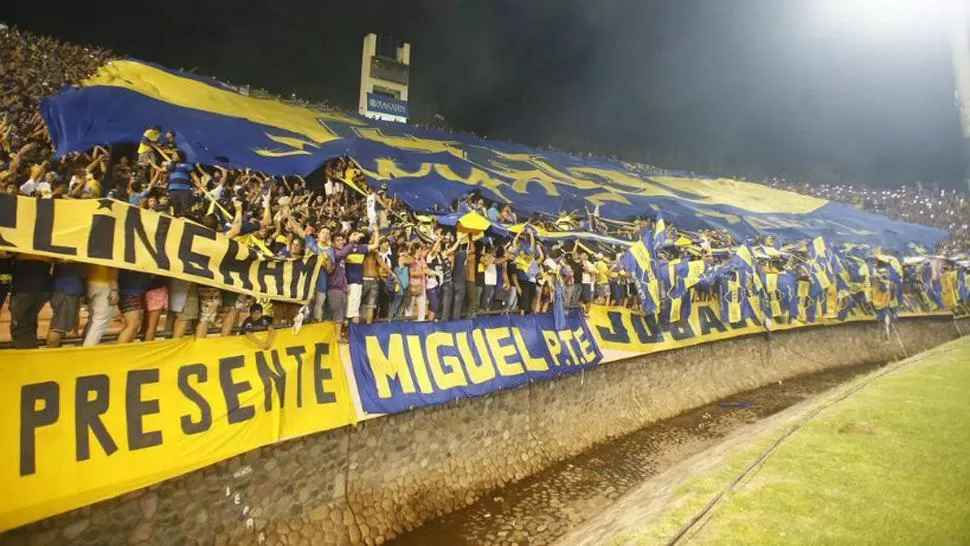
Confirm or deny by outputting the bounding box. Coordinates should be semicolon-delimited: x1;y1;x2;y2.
1;23;966;349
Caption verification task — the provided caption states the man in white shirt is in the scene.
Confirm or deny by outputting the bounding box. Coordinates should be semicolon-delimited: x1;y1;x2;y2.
35;172;54;197
367;190;377;232
324;177;335;197
18;178;37;196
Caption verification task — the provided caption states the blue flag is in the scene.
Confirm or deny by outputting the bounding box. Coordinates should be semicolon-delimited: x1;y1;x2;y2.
621;228;661;315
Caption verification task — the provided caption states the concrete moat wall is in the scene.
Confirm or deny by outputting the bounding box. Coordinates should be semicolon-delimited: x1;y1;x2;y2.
5;317;965;546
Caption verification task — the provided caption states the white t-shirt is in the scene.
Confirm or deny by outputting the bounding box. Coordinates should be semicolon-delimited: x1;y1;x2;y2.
427;257;442;289
324;179;334;196
581;260;593;285
366;192;378;220
19;179;37;196
484;263;498;286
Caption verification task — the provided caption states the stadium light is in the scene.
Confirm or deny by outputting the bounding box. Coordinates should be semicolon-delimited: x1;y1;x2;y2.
815;0;970;193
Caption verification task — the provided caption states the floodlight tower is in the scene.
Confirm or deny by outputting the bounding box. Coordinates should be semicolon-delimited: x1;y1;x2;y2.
950;0;970;193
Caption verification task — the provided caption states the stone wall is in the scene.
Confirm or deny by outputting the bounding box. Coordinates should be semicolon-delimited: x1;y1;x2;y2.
5;317;965;546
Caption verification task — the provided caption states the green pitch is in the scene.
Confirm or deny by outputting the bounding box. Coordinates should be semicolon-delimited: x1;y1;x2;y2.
610;335;970;545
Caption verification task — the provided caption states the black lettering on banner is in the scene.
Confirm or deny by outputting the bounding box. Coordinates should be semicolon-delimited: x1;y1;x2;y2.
256;259;285;296
126;369;163;451
596;311;630;343
125;207;171;268
289;254;318;301
729;317;750;329
75;375;119;462
631;313;664;344
86;213;116;259
286;346;307;408
179;223;216;280
19;382;59;477
34;198;77;255
669;321;694;341
218;238;255;291
219;355;255;424
0;193;16;229
255;350;287;411
178;364;212;435
313;342;336;404
698;306;727;335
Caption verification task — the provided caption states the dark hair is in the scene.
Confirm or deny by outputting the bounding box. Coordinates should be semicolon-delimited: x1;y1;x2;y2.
249;303;263;314
174;150;186;162
202;214;219;230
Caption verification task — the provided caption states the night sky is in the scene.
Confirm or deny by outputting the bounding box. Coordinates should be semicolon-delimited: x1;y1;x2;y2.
5;0;966;188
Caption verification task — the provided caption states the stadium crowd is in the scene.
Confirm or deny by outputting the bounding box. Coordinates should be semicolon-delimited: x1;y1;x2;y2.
1;24;967;350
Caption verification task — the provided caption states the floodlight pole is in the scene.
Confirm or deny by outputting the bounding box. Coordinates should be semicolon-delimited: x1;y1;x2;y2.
950;0;970;194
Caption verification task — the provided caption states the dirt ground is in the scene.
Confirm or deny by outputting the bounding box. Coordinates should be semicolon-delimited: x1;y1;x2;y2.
389;364;879;546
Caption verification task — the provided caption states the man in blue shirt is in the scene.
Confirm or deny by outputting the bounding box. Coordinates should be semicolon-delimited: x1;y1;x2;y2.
164;150;195;217
288;218;334;323
487;203;499;223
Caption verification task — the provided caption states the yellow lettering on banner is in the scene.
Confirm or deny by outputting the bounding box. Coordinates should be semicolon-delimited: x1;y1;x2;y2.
543;331;564;364
485;328;525;377
456;331;497;384
575;328;596;363
511;329;549;372
0;323;355;531
366;334;415;399
426;332;469;391
559;330;582;365
405;335;435;394
354;127;466;159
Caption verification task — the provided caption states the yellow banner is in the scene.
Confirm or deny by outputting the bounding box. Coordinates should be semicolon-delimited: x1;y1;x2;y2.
0;194;319;302
0;323;355;530
587;301;946;355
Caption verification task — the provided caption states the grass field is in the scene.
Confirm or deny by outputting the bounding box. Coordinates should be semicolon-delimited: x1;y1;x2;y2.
606;336;970;545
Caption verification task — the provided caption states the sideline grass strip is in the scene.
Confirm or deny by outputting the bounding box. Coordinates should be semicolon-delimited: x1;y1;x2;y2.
614;337;970;545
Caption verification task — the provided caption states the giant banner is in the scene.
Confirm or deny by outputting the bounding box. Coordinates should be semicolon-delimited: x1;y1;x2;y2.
0;194;319;302
41;60;946;251
350;312;602;415
0;323;355;530
588;298;947;356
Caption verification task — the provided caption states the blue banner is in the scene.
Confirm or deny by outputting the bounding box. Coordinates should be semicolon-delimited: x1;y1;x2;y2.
366;92;409;119
349;311;602;414
40;59;947;252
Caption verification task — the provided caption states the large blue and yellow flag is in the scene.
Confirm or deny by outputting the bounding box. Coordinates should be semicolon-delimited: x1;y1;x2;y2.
959;268;970;303
41;59;947;251
658;259;707;324
920;260;944;310
764;272;796;319
621;228;661;315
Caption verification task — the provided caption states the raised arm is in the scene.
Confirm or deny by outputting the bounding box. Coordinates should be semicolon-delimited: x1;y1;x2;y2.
259;193;274;229
224;201;244;238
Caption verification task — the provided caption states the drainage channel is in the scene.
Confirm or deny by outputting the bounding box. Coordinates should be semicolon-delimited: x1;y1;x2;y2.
389;363;881;546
